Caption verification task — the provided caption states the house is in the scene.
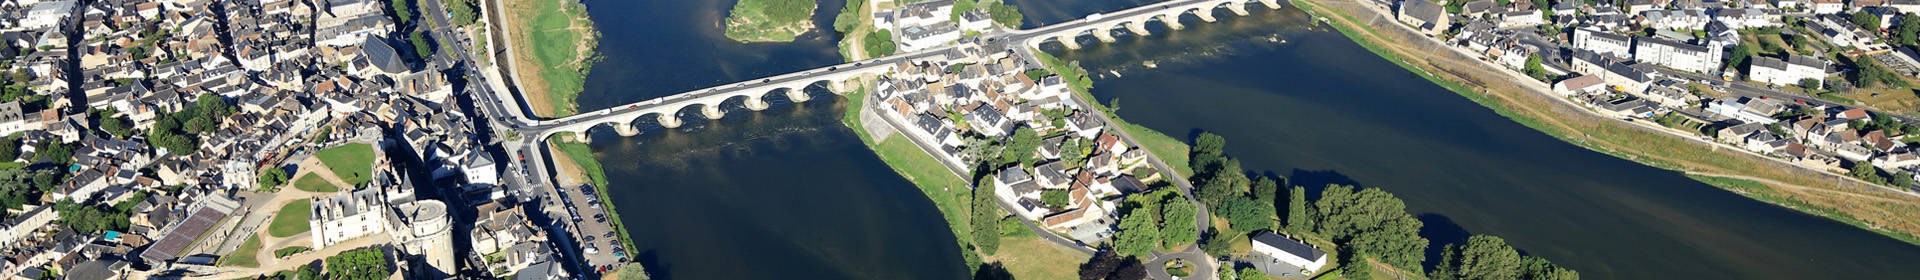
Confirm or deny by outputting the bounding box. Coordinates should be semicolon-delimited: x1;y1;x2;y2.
1499;9;1546;28
1598;97;1657;118
1748;55;1828;86
1705;98;1783;124
1641;9;1711;30
1717;122;1769;143
1810;0;1845;14
1633;36;1721;73
1251;232;1329;274
1461;0;1497;18
1553;75;1606;95
1711;8;1781;28
23;1;78;30
311;188;389;249
1397;0;1449;36
1570;50;1660;94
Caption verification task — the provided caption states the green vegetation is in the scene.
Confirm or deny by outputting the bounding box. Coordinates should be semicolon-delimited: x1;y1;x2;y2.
445;0;479;25
0;168;67;211
839;88;989;271
315;143;376;186
222;234;264;268
504;0;598;117
257;264;319;280
268;200;313;238
1078;250;1150;280
1855;11;1884;31
833;0;866;33
1433;235;1580;280
1899;13;1920;47
259;167;289;189
409;31;435;60
293;174;341;193
991;236;1084;279
389;0;415;26
550;135;636;253
1113;207;1161;257
273;246;312;258
613;263;653;280
149;93;238;155
723;0;818;42
325;247;392;280
865;29;898;56
1848;55;1910;89
984;1;1024;28
1040;189;1068;207
970;178;1004;255
56;199;132;234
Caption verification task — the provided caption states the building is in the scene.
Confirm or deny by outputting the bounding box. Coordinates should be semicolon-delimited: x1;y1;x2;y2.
1396;0;1449;36
1573;28;1633;58
311;188;388;248
1633;36;1721;73
899;22;963;52
391;199;456;279
1811;0;1844;14
1251;232;1329;273
22;1;77;30
1748;55;1827;86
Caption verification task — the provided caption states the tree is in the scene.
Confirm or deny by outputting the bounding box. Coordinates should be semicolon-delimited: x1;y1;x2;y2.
1519;256;1581;280
1079;250;1141;280
1193;132;1227;157
971;183;1004;254
959;135;999;172
1313;185;1429;269
1113;208;1161;257
1854;11;1883;30
1252;176;1279;205
1061;138;1089;168
1849;160;1888;184
1238;267;1271;280
986;1;1024;28
864;29;897;56
388;0;415;25
1159;196;1199;247
260;167;289;188
1523;54;1547;81
1198;226;1233;257
33;141;72;165
409;31;434;60
1798;78;1822;90
999;127;1041;167
834;0;866;32
1219;195;1274;231
1433;235;1525;280
1041;189;1069;207
1901;13;1920;47
101;116;133;138
1725;44;1754;70
1286;186;1311;233
446;0;479;25
0;138;17;162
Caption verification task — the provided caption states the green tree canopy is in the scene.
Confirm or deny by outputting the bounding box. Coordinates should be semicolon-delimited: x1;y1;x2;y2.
1159;195;1199;247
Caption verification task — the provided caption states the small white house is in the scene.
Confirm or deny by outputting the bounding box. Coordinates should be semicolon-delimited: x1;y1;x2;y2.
1252;232;1329;273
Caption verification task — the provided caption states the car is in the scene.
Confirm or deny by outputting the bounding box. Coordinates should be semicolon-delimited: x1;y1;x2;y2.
585;246;598;254
593;213;605;219
605;232;616;238
585;235;596;242
590;203;600;209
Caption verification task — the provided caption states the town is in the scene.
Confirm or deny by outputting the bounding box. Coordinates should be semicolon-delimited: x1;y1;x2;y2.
1391;0;1920;191
0;0;579;278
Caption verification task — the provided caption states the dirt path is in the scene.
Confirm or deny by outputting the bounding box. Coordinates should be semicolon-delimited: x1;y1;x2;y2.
296;157;354;191
180;234;394;280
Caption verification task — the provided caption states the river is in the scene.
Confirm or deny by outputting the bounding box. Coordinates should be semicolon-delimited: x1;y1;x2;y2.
571;0;967;279
1012;0;1920;279
565;0;1920;279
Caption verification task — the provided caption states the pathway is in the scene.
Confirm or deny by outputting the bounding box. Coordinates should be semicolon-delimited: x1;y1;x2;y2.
179;234;394;280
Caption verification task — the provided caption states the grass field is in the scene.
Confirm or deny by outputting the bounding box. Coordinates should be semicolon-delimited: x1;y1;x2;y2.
724;0;818;42
989;236;1085;279
502;0;599;117
1295;0;1920;245
315;143;375;186
293;174;340;193
839;89;984;269
222;234;264;268
268;200;312;238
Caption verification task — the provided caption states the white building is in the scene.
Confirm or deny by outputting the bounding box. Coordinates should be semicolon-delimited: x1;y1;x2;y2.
1641;9;1710;30
0;205;56;250
1573;28;1633;58
1712;8;1781;28
1633;36;1721;73
899;23;962;52
959;10;994;32
1810;0;1844;14
22;1;76;30
391;199;456;279
1251;232;1329;273
1748;55;1827;86
1706;98;1783;124
463;152;499;186
311;188;389;248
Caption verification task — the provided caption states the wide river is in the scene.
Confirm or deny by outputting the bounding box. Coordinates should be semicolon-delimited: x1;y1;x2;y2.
570;0;1920;279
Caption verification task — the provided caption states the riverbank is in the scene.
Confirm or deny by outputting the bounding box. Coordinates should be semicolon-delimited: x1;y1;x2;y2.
547;137;639;255
499;0;600;117
723;0;818;42
1030;51;1193;178
1292;0;1920;245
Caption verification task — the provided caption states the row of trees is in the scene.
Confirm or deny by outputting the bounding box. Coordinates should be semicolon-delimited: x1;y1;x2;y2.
1182;132;1578;279
1433;235;1580;280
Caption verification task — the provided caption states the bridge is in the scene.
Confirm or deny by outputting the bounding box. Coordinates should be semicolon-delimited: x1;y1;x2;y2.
520;0;1284;143
524;48;949;142
1010;0;1282;49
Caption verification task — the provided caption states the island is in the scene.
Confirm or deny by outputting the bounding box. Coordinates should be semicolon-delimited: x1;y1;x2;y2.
723;0;820;42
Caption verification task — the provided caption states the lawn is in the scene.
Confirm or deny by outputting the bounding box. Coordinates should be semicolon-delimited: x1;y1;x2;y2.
293;174;340;193
842;88;980;269
503;0;598;117
723;0;818;42
315;143;375;186
222;234;264;268
273;246;312;258
268;200;312;238
990;236;1086;280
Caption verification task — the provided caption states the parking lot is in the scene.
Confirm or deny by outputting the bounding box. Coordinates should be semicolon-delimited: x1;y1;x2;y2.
548;183;627;271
